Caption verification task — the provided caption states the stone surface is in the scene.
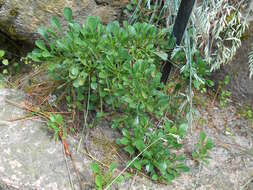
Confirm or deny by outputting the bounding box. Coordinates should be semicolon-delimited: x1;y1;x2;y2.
0;0;128;43
0;89;94;190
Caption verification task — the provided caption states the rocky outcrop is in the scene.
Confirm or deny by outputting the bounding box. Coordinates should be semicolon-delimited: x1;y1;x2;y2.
0;0;128;43
0;89;94;190
212;21;253;107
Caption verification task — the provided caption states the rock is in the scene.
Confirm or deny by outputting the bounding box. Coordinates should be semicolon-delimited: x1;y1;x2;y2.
0;0;128;43
0;89;94;190
211;22;253;107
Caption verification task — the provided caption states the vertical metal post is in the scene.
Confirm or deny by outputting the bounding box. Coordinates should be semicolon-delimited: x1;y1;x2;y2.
161;0;196;84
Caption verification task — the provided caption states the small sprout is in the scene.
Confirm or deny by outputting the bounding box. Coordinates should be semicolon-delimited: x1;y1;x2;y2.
47;114;66;141
192;131;214;165
90;162;121;190
0;50;5;58
2;59;8;66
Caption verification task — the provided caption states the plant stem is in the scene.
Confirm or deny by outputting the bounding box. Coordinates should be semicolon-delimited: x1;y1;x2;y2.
104;137;162;190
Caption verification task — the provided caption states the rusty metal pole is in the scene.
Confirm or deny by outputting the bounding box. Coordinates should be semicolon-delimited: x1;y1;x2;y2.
161;0;196;84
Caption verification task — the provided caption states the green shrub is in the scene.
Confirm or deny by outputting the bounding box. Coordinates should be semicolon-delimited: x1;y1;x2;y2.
218;75;231;108
173;49;214;92
0;50;9;75
28;7;189;183
116;119;189;182
90;162;123;190
47;114;66;141
29;10;174;109
192;131;213;165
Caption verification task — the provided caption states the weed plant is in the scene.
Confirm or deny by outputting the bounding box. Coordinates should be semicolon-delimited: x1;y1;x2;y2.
28;8;194;183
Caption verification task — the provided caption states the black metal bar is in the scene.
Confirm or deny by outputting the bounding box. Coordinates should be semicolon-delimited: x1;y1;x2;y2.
172;0;196;45
161;0;196;84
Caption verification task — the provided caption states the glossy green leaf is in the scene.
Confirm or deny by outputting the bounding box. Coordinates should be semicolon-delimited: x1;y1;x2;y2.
152;174;158;181
109;162;117;172
38;27;49;41
91;162;101;174
2;69;8;74
176;164;190;172
200;131;206;143
0;50;5;58
178;123;188;137
35;40;47;51
87;16;100;32
99;72;106;79
42;51;52;58
141;91;148;99
73;80;80;88
122;128;130;137
74;78;85;87
51;16;62;31
91;82;97;90
135;139;145;151
124;145;135;156
120;137;130;145
95;175;103;189
133;160;142;170
145;163;154;173
64;7;72;21
128;26;136;36
165;174;175;182
205;138;214;149
154;51;168;61
2;59;8;66
70;67;79;78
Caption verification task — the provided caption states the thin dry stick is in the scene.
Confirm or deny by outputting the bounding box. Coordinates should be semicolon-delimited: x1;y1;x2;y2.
128;171;138;190
104;137;162;190
62;143;75;190
77;80;91;152
75;144;110;168
45;111;72;115
7;115;39;122
211;86;220;106
5;99;49;119
240;176;253;190
69;150;84;190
